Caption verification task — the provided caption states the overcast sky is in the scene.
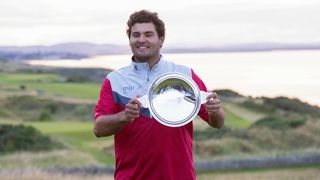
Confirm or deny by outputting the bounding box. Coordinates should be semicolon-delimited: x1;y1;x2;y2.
1;0;319;46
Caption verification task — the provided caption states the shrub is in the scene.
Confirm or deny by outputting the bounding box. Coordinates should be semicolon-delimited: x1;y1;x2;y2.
263;97;320;117
4;95;95;121
215;89;243;98
241;99;275;113
38;110;52;121
19;84;26;90
66;74;89;82
45;103;58;114
194;138;258;157
6;95;45;110
0;124;63;153
194;127;231;140
74;105;90;116
251;116;306;130
194;127;248;141
0;109;12;118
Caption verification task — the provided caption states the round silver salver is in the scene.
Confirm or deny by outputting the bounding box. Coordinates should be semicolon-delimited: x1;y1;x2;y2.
139;72;210;127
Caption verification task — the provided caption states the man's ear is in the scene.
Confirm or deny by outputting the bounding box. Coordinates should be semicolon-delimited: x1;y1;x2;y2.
160;37;165;48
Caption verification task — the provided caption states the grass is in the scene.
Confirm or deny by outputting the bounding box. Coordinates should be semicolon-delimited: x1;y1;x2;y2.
0;150;101;168
0;72;253;128
1;70;320;174
0;72;101;101
1;167;319;180
0;71;255;166
0;73;60;83
197;165;320;180
0;119;115;165
223;105;252;128
0;168;114;180
27;82;100;100
26;121;115;165
223;101;266;121
0;161;318;180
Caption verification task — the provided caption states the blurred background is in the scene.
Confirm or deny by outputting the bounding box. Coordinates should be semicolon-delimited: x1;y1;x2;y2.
1;0;320;179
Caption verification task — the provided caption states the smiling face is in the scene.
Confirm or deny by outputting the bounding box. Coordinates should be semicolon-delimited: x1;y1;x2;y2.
129;23;164;65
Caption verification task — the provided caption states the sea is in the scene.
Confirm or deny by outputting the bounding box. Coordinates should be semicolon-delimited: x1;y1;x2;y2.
27;50;320;107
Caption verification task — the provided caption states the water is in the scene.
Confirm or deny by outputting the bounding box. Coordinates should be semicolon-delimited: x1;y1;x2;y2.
27;50;320;106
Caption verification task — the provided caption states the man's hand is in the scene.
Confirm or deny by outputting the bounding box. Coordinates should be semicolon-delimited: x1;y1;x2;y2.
204;92;221;115
121;98;142;122
94;98;142;137
204;92;224;128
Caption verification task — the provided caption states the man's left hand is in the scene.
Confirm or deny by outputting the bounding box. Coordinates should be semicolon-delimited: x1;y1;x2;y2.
204;92;221;115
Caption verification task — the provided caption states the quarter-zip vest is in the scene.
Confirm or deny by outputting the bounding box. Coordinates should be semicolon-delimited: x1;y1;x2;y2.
95;56;209;180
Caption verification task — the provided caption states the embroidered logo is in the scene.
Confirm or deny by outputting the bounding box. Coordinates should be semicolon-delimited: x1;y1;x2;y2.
123;85;135;94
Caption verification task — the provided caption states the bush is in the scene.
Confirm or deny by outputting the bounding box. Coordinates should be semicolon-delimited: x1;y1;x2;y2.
4;95;94;121
194;127;248;141
215;89;243;98
194;138;258;157
0;124;63;153
241;99;275;113
45;103;58;114
66;74;89;82
6;95;46;110
74;105;90;116
0;109;12;118
194;127;231;140
19;84;26;90
251;116;306;130
263;97;320;117
38;110;52;121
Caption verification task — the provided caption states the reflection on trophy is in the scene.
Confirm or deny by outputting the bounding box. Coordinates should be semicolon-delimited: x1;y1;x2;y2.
138;73;211;127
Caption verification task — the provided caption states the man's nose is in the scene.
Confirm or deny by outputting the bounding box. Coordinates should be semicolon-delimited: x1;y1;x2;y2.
138;35;146;42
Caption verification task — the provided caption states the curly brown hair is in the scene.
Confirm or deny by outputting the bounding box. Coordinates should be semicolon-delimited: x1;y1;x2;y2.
126;10;165;39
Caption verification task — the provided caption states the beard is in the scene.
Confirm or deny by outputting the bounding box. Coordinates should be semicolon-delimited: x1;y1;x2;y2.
132;48;159;63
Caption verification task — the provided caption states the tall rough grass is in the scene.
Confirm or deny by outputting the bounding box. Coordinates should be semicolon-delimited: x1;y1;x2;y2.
197;167;320;180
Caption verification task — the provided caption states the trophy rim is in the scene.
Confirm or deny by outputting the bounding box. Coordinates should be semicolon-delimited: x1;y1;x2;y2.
147;72;201;127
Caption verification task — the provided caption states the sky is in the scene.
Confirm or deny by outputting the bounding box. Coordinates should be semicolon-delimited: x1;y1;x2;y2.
1;0;320;47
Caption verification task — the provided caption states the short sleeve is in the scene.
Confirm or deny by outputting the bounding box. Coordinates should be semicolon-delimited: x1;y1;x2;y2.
94;78;118;120
191;69;209;122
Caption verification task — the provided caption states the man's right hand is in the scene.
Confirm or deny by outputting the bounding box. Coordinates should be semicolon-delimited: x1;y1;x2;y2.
120;98;141;122
94;98;142;137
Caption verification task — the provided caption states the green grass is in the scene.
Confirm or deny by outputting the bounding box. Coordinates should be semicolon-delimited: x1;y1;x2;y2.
0;73;60;83
26;121;114;164
196;165;320;180
223;102;266;121
25;121;92;135
0;72;101;101
0;120;115;165
1;71;319;169
0;72;111;164
27;82;100;100
223;106;252;128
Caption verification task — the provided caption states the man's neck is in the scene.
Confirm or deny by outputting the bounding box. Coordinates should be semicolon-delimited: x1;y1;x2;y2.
133;54;161;69
147;54;161;69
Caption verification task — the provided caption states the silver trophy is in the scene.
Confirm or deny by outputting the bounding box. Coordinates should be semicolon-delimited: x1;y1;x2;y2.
138;73;211;127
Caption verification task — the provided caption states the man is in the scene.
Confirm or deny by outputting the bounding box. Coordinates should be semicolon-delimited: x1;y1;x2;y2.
94;10;224;180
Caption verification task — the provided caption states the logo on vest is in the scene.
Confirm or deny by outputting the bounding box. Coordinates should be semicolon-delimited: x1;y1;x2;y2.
123;85;135;94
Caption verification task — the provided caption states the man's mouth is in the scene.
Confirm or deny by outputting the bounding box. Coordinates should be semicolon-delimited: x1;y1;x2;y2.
137;46;149;49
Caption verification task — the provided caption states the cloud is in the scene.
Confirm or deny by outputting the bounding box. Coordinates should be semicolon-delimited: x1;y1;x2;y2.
0;0;319;46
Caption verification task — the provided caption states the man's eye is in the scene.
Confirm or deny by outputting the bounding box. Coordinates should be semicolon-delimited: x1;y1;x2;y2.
145;33;153;37
132;33;140;38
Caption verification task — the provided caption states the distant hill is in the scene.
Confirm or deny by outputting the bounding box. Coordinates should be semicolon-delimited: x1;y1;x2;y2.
1;42;320;61
163;42;320;53
0;42;130;61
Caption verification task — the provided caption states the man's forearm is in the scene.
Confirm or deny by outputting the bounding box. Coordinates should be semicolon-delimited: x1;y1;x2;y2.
208;108;224;129
94;111;129;137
